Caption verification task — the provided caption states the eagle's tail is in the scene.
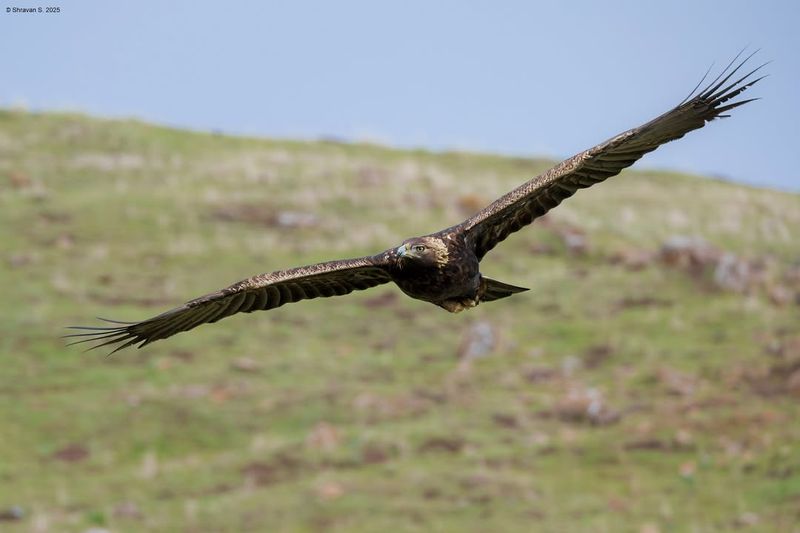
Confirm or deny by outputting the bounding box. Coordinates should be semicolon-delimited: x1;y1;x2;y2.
480;277;529;302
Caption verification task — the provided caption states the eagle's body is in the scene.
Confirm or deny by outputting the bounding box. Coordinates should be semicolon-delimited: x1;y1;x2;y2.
68;51;765;353
386;231;528;312
389;232;483;312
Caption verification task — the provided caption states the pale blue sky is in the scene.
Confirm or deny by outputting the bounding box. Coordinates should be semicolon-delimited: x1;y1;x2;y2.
2;1;798;190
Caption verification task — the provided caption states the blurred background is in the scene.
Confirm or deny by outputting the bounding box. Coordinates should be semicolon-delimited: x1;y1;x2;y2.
1;1;799;532
2;0;800;190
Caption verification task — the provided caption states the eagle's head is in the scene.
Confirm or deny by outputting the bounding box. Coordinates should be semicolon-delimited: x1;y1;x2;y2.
396;236;449;269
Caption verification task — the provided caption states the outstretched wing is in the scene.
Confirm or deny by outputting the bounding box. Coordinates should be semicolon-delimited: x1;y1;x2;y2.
66;255;392;353
463;50;766;260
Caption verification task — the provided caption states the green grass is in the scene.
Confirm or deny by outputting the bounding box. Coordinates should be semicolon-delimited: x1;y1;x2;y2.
1;109;799;532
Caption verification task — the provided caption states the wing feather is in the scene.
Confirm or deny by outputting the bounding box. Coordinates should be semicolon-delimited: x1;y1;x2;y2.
238;290;257;313
249;287;268;311
264;286;281;308
276;284;292;307
463;52;765;260
66;255;392;352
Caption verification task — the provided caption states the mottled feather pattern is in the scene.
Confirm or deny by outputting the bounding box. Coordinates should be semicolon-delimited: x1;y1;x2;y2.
66;256;392;354
67;50;764;353
463;50;765;259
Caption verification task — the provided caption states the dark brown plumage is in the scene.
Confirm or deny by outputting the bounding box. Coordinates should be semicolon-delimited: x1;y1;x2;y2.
67;51;765;353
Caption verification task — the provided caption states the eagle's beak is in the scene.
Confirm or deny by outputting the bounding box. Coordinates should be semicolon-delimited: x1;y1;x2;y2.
397;244;407;257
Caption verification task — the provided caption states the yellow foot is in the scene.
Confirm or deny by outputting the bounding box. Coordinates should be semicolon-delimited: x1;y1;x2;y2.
439;299;479;313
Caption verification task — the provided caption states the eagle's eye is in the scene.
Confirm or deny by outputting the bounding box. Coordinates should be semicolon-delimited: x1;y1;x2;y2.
413;245;426;253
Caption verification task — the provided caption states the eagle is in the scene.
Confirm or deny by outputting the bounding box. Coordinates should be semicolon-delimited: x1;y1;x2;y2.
67;51;765;353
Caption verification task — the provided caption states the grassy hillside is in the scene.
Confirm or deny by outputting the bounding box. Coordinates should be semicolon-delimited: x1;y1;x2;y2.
1;109;798;532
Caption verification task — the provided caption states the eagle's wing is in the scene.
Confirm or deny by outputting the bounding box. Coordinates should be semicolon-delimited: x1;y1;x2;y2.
462;51;766;260
66;255;392;353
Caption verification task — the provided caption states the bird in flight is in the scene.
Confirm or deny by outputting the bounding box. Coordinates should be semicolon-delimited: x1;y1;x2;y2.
67;51;765;354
